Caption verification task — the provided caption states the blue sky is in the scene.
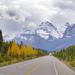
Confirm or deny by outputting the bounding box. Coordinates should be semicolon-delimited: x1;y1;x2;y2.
0;0;75;37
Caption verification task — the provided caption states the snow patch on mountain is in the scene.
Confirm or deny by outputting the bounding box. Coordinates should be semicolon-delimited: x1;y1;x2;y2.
36;29;49;39
36;21;60;39
63;23;75;38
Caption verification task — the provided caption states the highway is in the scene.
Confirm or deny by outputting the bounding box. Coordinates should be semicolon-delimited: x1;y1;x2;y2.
0;56;75;75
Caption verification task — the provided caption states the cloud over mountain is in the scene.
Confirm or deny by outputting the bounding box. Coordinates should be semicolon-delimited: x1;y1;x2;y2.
0;0;75;37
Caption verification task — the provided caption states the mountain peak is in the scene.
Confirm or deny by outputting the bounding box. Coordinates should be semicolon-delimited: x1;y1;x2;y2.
36;21;60;39
40;21;57;30
63;23;75;38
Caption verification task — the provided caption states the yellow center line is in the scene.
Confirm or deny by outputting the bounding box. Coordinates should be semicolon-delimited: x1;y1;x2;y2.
25;60;43;75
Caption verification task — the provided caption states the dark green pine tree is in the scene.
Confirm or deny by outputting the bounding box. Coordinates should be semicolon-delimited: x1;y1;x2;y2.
0;30;3;51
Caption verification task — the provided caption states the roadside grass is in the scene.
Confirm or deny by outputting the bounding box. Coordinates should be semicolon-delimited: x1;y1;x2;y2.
0;56;41;67
62;60;75;71
0;57;34;67
53;45;75;72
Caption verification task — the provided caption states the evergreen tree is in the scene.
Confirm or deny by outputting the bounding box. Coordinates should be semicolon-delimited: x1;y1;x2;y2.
0;30;3;51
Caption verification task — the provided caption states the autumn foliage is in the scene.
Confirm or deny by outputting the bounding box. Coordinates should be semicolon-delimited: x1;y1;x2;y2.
7;41;46;58
0;30;48;66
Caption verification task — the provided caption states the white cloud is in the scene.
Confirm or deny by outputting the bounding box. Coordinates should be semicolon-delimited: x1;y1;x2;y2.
0;0;75;37
0;0;58;22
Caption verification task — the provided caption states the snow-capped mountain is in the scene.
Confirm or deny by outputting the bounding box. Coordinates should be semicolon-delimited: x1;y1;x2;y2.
13;21;61;50
15;21;60;42
3;21;75;51
36;21;60;39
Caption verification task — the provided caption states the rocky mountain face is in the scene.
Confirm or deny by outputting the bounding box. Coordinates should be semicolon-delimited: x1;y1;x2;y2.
36;21;60;39
63;23;75;38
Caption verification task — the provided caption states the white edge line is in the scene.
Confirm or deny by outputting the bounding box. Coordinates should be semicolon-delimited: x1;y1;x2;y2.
53;61;59;75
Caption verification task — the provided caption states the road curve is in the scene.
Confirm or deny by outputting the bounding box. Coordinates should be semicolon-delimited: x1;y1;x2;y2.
0;56;75;75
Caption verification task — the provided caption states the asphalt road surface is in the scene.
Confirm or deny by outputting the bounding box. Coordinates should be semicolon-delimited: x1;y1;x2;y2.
0;56;75;75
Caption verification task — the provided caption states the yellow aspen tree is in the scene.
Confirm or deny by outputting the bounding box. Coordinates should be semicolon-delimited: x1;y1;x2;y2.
27;45;33;56
8;41;20;57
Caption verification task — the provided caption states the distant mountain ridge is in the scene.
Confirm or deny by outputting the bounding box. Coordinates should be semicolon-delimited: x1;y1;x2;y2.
3;21;75;51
